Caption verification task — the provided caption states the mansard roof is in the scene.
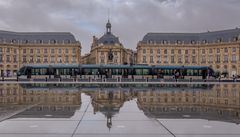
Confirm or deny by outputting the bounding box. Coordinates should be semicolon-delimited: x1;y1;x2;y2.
0;30;77;44
97;32;120;45
141;28;240;44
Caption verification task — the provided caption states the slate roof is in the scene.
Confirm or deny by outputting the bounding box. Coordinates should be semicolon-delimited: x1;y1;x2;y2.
97;33;120;45
0;30;77;44
141;28;240;44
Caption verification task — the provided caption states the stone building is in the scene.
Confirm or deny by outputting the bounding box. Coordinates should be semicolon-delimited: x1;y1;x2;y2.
0;30;81;77
137;84;240;123
83;20;133;65
137;28;240;77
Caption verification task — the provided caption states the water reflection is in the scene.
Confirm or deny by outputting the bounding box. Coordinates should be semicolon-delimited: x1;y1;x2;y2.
0;83;239;128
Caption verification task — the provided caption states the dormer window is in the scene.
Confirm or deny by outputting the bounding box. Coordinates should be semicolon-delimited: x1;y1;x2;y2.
217;38;222;43
233;37;238;42
202;40;207;44
163;40;167;44
177;40;181;44
64;39;70;44
191;40;196;44
37;39;43;44
50;39;56;44
23;40;29;44
12;39;17;43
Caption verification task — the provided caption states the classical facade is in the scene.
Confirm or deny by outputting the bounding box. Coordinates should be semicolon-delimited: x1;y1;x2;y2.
0;30;81;77
137;28;240;77
82;20;133;65
137;84;240;123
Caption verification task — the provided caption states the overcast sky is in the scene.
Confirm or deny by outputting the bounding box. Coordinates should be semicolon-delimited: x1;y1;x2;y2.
0;0;240;54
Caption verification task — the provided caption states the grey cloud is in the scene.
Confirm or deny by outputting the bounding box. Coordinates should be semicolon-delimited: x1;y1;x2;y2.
0;0;240;53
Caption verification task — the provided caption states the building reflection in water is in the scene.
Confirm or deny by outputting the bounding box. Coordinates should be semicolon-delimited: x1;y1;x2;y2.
0;83;240;127
137;84;240;124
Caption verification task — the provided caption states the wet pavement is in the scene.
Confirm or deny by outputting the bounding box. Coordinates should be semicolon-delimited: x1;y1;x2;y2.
0;83;240;137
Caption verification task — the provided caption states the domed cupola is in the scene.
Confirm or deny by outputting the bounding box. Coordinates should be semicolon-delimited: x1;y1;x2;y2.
97;20;120;45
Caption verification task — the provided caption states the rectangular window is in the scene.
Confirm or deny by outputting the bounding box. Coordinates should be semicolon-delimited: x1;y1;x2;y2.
202;49;205;54
13;55;17;63
164;49;168;54
208;55;213;63
50;56;55;63
44;56;48;63
150;49;153;54
201;56;206;63
65;49;69;54
171;49;174;54
51;49;54;54
157;55;161;63
30;56;34;63
150;56;154;63
72;56;76;63
157;49;161;54
44;49;48;54
178;49;181;54
14;49;17;54
185;56;189;63
6;55;10;62
0;48;2;52
232;47;236;53
209;49;213;54
185;50;188;55
224;55;228;62
6;48;10;53
37;49;40;54
143;49;146;54
232;55;236;63
22;55;27;63
72;48;76;54
23;49;27;54
164;55;168;63
216;55;220;63
57;56;62;63
0;54;3;62
171;56;174;63
37;56;41;63
58;49;62;54
192;49;196;54
30;49;34;54
192;56;196;63
143;56;146;63
217;48;220;53
65;56;69;63
224;48;228;53
178;55;182;63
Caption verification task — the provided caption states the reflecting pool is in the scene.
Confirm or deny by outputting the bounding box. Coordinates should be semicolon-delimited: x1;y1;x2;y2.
0;83;240;137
